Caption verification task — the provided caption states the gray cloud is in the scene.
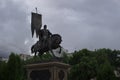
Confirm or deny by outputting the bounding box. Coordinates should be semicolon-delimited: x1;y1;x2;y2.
1;0;120;57
0;0;33;57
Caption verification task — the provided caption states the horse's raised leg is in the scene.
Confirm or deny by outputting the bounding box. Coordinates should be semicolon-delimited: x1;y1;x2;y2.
34;52;37;57
58;45;62;54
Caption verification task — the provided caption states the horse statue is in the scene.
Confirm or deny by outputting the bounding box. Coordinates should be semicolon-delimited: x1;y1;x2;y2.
31;34;62;57
31;12;63;58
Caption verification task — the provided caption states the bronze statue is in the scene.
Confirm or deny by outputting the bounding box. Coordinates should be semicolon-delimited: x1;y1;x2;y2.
31;12;62;57
39;25;52;48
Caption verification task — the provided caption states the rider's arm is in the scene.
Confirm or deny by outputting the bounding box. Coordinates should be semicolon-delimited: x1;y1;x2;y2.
48;30;52;36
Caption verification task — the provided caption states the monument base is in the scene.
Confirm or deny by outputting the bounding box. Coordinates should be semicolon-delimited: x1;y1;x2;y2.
25;62;70;80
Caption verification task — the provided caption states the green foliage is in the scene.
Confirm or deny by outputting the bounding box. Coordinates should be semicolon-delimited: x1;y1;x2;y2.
62;53;70;64
0;48;120;80
0;61;7;80
25;53;53;64
69;49;98;80
7;52;24;80
69;49;93;65
97;61;117;80
68;48;120;80
7;53;16;80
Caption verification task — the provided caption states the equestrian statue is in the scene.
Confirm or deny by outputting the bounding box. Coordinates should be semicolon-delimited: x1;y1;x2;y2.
30;12;62;57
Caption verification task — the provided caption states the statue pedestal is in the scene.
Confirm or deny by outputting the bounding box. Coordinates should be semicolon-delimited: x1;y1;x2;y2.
25;62;70;80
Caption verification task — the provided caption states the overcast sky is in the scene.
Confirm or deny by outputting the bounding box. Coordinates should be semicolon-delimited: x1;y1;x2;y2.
0;0;120;57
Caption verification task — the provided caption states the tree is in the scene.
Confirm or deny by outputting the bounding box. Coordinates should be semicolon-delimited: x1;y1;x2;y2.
0;61;7;80
97;61;117;80
69;56;97;80
69;49;97;80
62;53;70;64
7;53;24;80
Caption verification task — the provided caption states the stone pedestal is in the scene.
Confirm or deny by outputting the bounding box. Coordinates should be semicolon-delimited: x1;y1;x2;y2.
25;62;70;80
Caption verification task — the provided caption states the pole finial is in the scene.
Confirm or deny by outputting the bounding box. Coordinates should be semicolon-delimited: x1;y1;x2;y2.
35;7;37;13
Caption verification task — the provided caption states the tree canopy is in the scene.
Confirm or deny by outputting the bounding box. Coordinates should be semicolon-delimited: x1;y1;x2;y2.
0;48;120;80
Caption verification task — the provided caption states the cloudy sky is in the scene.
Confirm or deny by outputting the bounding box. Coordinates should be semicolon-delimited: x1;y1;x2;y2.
0;0;120;57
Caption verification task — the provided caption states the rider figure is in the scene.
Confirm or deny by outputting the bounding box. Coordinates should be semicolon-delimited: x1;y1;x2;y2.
40;25;52;47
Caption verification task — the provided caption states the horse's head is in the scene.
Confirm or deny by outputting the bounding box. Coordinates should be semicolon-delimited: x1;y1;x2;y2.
51;34;62;45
